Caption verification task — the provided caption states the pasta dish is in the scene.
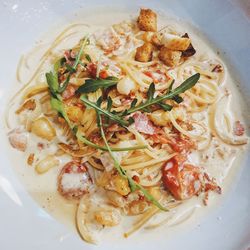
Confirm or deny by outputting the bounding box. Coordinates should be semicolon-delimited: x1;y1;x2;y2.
6;8;248;244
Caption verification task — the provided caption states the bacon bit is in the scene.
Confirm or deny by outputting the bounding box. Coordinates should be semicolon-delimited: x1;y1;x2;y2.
233;121;245;136
168;134;196;153
62;85;76;100
106;123;119;132
132;175;140;183
212;64;223;73
27;153;35;166
144;71;153;78
138;194;145;201
86;62;97;78
88;131;102;144
99;70;108;79
152;134;170;144
64;50;75;65
203;192;209;206
8;129;27;152
37;142;45;151
203;173;222;194
133;112;156;135
143;70;170;84
57;117;66;124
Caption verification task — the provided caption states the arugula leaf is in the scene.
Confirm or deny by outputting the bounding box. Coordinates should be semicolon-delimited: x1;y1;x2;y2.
107;96;112;112
50;97;145;152
97;111;167;211
85;54;92;62
125;73;200;115
158;102;173;111
72;37;89;70
147;83;155;100
75;129;146;152
65;63;76;73
172;95;183;103
130;99;137;109
46;72;59;96
76;76;119;94
54;57;65;72
50;97;71;126
80;95;129;126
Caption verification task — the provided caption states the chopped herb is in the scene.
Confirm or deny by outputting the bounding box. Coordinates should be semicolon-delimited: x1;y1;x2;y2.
76;76;119;94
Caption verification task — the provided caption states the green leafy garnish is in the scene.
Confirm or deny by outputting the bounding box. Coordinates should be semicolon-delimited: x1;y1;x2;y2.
72;37;89;70
76;129;146;152
124;73;200;115
96;111;167;211
50;97;72;126
46;72;60;98
85;54;92;62
80;95;129;126
76;76;119;94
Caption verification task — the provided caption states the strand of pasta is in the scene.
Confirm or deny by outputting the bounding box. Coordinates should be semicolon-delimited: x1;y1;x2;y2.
124;206;159;238
10;23;89;103
122;153;176;170
168;111;205;140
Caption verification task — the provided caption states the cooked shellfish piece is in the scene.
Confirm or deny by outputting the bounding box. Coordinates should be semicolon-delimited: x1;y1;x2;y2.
58;161;92;199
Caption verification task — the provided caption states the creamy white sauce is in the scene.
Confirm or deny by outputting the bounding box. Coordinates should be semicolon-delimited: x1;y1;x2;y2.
4;7;249;242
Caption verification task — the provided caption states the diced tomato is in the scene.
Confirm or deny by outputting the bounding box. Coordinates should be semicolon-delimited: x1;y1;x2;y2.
144;71;153;78
99;70;108;79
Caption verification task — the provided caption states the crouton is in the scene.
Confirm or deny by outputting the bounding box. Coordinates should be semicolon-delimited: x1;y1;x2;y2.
135;42;153;62
159;46;181;67
151;33;162;47
181;33;196;57
161;33;191;51
137;9;157;32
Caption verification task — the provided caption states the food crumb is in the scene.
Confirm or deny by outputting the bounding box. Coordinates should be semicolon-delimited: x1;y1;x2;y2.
27;153;35;166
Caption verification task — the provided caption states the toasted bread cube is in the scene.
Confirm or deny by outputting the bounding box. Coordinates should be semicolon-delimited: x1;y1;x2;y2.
161;33;191;51
137;9;157;32
151;33;162;47
135;42;153;62
159;46;181;67
181;33;196;57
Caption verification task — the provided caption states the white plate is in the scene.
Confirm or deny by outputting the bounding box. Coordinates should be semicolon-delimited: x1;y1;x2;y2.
0;1;249;250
